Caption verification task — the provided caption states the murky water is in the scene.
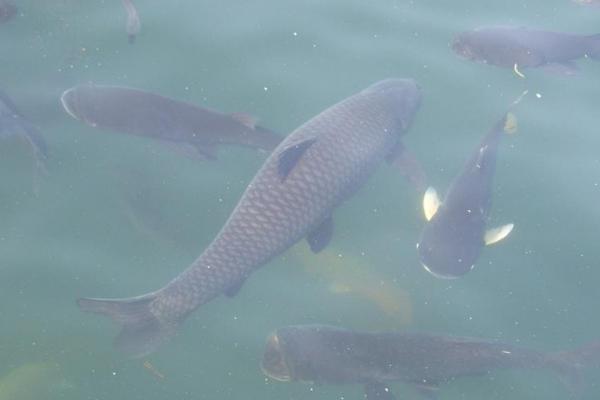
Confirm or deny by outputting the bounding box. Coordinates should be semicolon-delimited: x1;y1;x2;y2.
1;1;599;399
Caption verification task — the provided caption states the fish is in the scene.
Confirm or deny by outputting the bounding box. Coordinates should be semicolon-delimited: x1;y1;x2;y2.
260;324;600;400
452;26;600;76
572;0;600;6
77;78;422;357
416;113;516;279
121;0;141;43
0;0;16;23
60;83;283;159
0;90;48;173
293;243;413;326
0;362;74;400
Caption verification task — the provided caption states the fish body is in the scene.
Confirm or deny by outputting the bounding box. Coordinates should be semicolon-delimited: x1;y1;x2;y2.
261;325;600;399
0;90;47;164
61;84;282;159
0;362;73;400
453;26;600;73
416;113;516;279
0;0;16;23
78;79;422;357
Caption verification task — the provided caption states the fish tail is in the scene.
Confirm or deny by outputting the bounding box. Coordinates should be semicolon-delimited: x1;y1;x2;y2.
547;340;600;396
77;292;176;358
588;33;600;60
502;112;518;135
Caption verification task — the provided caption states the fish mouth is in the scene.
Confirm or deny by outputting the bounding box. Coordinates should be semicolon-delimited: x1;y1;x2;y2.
421;262;463;280
260;332;292;382
60;88;81;121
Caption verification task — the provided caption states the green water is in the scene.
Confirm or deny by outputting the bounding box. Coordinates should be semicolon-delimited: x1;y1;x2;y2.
1;0;600;399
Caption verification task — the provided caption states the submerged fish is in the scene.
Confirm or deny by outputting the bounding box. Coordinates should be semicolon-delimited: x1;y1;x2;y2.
294;243;412;326
261;325;600;400
0;362;73;400
77;79;422;357
61;84;282;159
0;0;16;23
452;26;600;76
416;113;516;279
121;0;140;43
572;0;600;6
0;90;47;172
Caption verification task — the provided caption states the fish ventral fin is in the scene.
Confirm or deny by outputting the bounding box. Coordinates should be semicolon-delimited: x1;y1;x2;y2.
277;138;317;181
224;276;247;297
230;112;258;129
484;223;514;245
423;187;441;221
306;216;334;253
503;112;518;135
364;382;397;400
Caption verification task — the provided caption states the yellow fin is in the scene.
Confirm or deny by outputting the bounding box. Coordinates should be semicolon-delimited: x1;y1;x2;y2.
513;63;526;79
484;223;514;245
504;113;518;135
423;187;441;221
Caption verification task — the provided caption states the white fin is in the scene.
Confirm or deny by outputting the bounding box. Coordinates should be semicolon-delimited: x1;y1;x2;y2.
484;223;514;245
230;112;258;129
504;112;518;135
423;187;441;221
513;63;526;79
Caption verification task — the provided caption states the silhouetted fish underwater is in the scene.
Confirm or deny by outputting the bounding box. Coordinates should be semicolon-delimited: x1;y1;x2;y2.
61;84;282;159
77;78;423;357
0;0;16;23
417;113;516;279
0;90;47;173
453;26;600;76
261;325;600;400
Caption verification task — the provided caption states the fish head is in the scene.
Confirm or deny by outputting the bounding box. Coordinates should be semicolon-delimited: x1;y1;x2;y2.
363;78;422;132
417;214;483;279
261;331;293;382
60;84;100;127
451;32;483;62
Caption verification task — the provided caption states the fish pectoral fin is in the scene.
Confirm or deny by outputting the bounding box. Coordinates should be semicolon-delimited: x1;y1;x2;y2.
277;138;317;181
224;276;247;297
161;140;218;161
423;187;441;221
306;216;333;253
230;112;258;129
364;382;397;400
386;142;428;192
540;61;579;76
484;223;514;245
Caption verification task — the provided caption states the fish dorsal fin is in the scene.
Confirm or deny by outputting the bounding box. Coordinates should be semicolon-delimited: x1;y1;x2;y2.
364;382;396;400
277;138;317;181
230;112;258;129
423;187;441;221
484;223;514;245
306;216;333;253
504;112;518;135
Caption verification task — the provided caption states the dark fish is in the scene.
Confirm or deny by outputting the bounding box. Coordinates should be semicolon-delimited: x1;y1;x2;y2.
416;113;516;279
0;90;48;170
121;0;140;44
61;84;282;159
452;26;600;76
77;79;422;357
0;0;16;23
261;325;600;400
